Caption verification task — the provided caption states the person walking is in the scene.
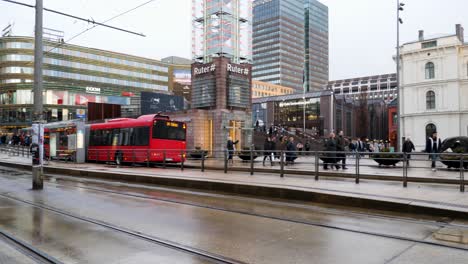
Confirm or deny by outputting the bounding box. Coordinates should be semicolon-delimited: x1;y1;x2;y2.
324;132;338;170
262;137;274;166
402;137;415;166
286;137;297;165
336;131;348;169
304;139;311;155
425;132;442;171
226;136;239;165
296;141;303;156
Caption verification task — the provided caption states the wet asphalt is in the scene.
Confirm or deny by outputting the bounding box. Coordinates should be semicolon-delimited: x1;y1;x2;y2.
0;167;468;263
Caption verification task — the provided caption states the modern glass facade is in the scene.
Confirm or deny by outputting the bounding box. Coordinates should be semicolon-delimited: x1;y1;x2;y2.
252;0;328;92
0;36;173;130
305;0;329;91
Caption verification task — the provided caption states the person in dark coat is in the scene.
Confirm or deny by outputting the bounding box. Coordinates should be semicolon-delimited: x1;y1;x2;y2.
324;133;338;170
226;136;239;165
336;131;348;169
286;137;297;165
263;137;274;166
402;137;415;166
425;132;442;171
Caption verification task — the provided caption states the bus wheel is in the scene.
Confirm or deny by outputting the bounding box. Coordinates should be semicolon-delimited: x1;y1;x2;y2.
115;152;123;166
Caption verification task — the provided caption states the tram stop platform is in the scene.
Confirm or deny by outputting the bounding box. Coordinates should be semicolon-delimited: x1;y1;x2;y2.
1;151;468;219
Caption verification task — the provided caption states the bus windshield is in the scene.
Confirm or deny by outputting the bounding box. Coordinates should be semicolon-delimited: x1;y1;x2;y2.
152;120;186;141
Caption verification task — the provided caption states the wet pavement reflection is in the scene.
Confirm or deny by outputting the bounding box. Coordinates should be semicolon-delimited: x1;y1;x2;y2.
0;167;468;263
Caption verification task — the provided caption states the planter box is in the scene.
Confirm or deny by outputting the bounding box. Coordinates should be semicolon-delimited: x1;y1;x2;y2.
440;154;468;169
372;154;402;166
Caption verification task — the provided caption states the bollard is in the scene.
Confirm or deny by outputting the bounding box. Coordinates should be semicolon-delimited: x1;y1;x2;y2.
250;148;254;176
314;151;319;181
280;150;284;178
355;152;360;184
403;153;408;188
201;151;205;172
460;156;465;192
181;150;184;171
163;150;166;169
224;150;228;174
107;149;110;163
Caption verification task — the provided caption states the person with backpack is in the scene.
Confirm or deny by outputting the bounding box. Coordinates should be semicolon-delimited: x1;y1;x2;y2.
402;137;415;166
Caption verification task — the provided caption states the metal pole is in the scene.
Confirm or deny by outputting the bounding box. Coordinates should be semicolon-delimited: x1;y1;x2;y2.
460;156;465;192
180;150;184;171
314;151;319;181
201;150;205;172
32;0;44;190
396;0;401;152
250;147;254;176
355;152;360;184
163;150;166;169
280;150;284;178
403;152;408;187
303;93;306;135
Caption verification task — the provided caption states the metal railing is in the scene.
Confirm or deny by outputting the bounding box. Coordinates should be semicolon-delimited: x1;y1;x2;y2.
1;145;467;192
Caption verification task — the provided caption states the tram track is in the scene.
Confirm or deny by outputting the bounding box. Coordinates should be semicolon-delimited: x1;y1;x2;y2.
2;168;468;254
0;229;62;264
0;192;246;264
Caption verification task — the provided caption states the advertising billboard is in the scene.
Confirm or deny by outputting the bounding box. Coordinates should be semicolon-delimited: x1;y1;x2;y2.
141;92;184;114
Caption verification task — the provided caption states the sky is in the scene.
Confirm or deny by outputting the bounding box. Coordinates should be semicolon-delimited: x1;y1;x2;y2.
1;0;468;80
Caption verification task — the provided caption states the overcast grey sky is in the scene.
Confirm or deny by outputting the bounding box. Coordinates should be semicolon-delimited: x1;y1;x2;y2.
1;0;467;80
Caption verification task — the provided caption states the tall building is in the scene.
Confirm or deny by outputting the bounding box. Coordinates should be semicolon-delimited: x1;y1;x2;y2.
304;0;329;92
400;25;468;150
0;36;184;130
252;0;328;93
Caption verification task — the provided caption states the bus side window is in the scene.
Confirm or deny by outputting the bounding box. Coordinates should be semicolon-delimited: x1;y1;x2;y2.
112;129;120;146
134;127;149;146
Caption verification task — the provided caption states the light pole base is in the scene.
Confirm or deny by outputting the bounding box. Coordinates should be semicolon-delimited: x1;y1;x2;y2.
32;166;43;190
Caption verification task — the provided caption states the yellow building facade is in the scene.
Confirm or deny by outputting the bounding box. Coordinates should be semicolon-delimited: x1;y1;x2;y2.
252;80;294;98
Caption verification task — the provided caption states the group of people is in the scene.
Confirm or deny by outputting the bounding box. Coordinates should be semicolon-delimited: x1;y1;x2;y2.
261;136;299;166
0;133;31;146
323;131;348;170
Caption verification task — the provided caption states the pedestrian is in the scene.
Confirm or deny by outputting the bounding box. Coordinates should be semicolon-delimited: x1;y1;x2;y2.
425;131;442;171
336;131;348;169
324;132;338;170
402;137;415;166
226;136;239;165
296;141;303;156
304;139;311;155
269;125;273;135
349;139;357;157
286;137;297;165
263;137;274;166
356;138;364;152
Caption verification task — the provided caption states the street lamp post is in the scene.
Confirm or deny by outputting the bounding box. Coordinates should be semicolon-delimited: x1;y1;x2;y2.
396;0;404;151
303;94;306;136
32;0;44;190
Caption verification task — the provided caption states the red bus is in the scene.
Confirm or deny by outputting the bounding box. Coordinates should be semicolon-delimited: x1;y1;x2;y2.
87;114;186;164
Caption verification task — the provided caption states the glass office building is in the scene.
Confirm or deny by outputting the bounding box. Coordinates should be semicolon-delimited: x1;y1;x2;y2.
305;0;329;92
0;36;172;130
252;0;328;92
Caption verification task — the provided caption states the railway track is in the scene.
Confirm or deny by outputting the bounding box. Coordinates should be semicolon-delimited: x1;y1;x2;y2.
2;168;468;255
0;192;246;264
0;229;62;264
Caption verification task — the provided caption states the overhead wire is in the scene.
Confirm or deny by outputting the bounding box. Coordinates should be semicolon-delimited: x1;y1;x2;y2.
1;0;157;68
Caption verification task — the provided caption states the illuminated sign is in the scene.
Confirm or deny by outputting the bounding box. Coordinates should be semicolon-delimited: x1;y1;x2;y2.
227;64;249;75
166;121;179;128
279;99;319;107
193;64;216;75
86;87;101;94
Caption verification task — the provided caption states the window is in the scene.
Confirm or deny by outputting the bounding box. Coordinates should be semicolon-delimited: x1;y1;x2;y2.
422;41;437;49
426;90;436;109
426;123;437;139
153;121;186;141
425;62;435;79
133;127;150;146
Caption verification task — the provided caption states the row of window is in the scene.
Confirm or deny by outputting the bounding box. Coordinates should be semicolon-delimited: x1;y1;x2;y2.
42;69;168;91
0;41;169;72
89;127;150;146
43;58;168;81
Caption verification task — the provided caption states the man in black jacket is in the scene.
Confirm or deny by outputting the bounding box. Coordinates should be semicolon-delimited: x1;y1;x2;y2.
263;137;274;166
402;137;415;166
336;131;348;169
324;133;338;170
425;132;442;171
